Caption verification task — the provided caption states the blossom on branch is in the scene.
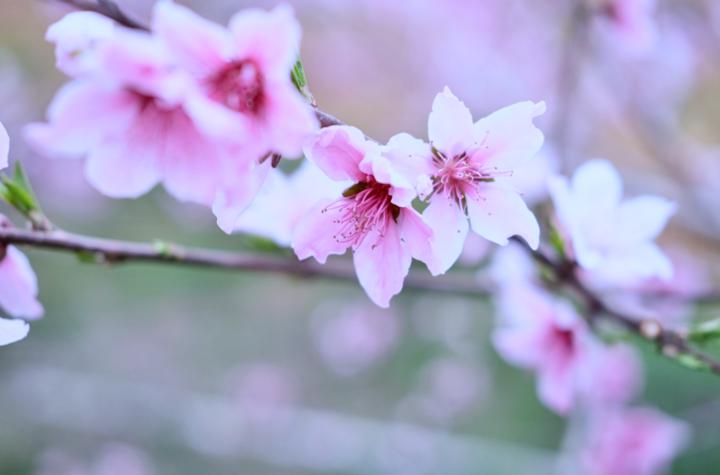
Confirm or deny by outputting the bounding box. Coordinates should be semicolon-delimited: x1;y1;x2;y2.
292;126;435;307
549;159;676;287
385;87;545;274
0;317;29;346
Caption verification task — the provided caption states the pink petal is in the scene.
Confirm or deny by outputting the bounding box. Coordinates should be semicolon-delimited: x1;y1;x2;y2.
383;132;435;197
471;101;545;170
352;221;412;308
305;126;369;182
537;362;575;414
571;159;623;214
228;5;301;79
152;0;234;75
183;92;252;141
397;208;436;273
422;191;468;275
0;247;43;319
466;184;540;249
24;81;137;159
0;121;8;170
212;159;272;234
428;87;474;157
291;198;351;264
265;84;319;158
0;318;30;346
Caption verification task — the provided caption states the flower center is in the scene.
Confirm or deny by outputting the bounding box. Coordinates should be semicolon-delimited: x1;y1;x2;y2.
210;60;265;114
431;148;497;204
324;179;398;248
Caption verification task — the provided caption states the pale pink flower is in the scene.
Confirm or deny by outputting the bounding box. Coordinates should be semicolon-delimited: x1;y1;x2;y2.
577;342;643;408
26;19;269;232
493;285;592;414
597;0;658;55
292;125;435;307
549;159;676;287
152;1;317;157
0;120;8;169
0;245;44;319
0;317;29;346
386;87;544;274
311;302;399;376
233;160;348;246
577;406;689;475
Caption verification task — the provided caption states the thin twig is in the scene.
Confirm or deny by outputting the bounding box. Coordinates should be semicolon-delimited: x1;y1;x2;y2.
0;227;488;299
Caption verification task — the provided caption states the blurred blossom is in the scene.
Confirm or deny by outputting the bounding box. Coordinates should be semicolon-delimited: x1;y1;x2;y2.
458;232;491;267
234;160;347;246
562;407;689;475
493;284;641;413
0;241;44;320
0;316;30;346
311;302;400;377
398;357;489;426
488;240;538;290
35;444;155;475
549;159;676;288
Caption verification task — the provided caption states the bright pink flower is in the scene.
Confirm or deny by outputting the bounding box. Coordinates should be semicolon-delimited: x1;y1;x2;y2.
549;159;676;287
598;0;658;55
0;317;29;346
0;245;44;319
152;1;318;157
26;18;269;232
292;126;435;307
493;285;592;414
386;87;544;274
577;407;689;475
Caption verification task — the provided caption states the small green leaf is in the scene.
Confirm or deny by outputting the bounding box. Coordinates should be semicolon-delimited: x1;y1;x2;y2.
689;319;720;344
674;353;712;372
75;250;98;264
290;58;314;104
548;223;567;259
152;240;175;258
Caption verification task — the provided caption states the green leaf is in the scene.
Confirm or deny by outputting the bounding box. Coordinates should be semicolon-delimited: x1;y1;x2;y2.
0;162;42;219
290;58;314;103
674;353;712;372
548;223;566;259
689;319;720;344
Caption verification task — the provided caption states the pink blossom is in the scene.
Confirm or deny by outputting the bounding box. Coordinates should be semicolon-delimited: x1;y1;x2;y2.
292;125;435;307
44;11;115;77
152;1;317;157
493;285;593;414
597;0;658;55
0;245;44;319
549;159;676;287
577;407;689;475
26;17;270;232
386;87;544;274
233;160;348;246
0;317;29;346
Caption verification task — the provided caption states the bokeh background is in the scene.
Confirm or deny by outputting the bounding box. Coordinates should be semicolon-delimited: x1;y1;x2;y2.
1;0;720;473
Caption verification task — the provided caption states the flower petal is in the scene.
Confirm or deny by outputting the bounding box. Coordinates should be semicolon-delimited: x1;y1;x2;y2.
397;208;436;273
616;195;676;246
0;318;30;346
570;159;623;213
229;5;300;79
422;191;468;274
305;126;368;182
0;247;43;319
352;221;411;308
152;0;233;75
471;101;545;170
0;121;8;170
466;184;539;249
292;198;351;264
212;159;271;234
428;87;474;156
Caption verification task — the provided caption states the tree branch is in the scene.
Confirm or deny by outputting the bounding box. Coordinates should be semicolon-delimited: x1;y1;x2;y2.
0;227;488;299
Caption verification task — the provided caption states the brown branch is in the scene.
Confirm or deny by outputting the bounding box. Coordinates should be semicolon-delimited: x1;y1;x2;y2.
0;227;488;299
50;0;148;30
512;237;720;376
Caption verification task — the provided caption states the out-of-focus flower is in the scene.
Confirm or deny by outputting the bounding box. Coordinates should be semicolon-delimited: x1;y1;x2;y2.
577;342;643;408
311;302;399;376
493;285;593;414
152;1;317;157
292;125;435;307
0;245;44;319
0;120;8;168
233;160;348;246
44;11;115;77
399;357;489;425
549;159;676;287
385;87;544;274
34;443;155;475
573;406;689;475
0;317;29;346
595;0;658;55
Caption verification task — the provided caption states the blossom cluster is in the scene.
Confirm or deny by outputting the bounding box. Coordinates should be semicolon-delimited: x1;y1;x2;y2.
0;2;699;472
